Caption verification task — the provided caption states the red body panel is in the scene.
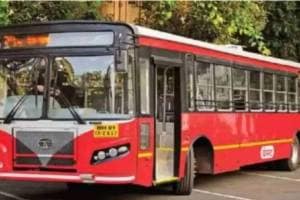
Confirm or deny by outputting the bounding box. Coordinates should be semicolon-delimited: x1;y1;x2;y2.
0;119;155;186
183;113;296;173
0;130;13;172
0;112;297;186
135;117;154;186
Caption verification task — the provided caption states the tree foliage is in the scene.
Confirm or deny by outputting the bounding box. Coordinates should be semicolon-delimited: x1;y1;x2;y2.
0;1;8;25
139;1;270;55
263;1;300;61
7;1;101;24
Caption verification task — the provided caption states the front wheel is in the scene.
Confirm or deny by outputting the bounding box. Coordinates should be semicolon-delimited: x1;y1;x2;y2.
281;137;299;171
173;148;195;195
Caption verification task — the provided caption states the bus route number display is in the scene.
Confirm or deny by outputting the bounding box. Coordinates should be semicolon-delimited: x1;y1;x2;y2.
94;124;119;138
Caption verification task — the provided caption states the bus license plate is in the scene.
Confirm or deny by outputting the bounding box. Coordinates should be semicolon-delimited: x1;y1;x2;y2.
93;124;119;138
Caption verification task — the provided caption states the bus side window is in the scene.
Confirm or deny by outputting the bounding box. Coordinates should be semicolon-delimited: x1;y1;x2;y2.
185;54;194;111
275;74;287;111
287;76;297;112
215;64;231;110
249;71;262;110
232;68;247;111
139;58;150;114
263;72;275;111
195;61;214;111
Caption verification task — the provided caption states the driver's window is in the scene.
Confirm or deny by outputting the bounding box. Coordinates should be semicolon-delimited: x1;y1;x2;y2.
0;57;47;119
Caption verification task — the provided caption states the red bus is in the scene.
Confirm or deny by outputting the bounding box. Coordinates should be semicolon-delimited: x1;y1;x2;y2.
0;21;299;195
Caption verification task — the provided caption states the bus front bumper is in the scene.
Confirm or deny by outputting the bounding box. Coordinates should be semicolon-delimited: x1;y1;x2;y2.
0;172;135;184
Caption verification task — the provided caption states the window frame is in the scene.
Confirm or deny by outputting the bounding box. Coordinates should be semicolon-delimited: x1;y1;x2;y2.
185;54;195;111
248;70;263;112
214;64;232;111
195;61;215;111
139;57;151;115
263;72;276;112
232;67;248;112
275;74;287;112
287;76;297;112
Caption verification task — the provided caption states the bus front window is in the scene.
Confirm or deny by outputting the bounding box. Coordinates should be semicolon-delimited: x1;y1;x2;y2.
0;57;47;120
48;55;134;120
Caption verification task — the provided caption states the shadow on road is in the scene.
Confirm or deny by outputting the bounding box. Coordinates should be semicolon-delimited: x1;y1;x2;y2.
23;184;178;200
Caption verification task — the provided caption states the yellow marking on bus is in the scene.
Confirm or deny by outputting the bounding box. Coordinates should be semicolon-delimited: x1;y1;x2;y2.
214;144;240;151
156;147;190;152
138;152;153;158
214;138;293;151
181;147;189;152
153;177;179;185
240;139;293;148
157;147;174;152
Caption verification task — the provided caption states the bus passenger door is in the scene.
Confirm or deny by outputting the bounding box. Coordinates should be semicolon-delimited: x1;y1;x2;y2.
155;66;180;181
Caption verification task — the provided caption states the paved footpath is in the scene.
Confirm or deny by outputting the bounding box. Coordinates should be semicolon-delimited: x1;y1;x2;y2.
0;168;300;200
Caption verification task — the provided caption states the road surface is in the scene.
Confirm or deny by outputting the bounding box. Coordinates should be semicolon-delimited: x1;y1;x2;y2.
0;167;300;200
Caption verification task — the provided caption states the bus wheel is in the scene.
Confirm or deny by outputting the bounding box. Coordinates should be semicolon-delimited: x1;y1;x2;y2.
281;137;299;171
173;148;195;195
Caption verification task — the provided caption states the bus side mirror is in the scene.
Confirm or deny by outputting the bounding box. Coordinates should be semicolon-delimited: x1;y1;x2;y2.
115;50;128;72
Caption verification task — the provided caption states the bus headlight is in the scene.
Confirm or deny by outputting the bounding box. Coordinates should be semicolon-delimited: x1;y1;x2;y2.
108;148;118;158
91;144;130;165
97;151;106;160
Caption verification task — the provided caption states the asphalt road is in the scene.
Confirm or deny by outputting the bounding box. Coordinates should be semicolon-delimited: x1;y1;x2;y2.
0;167;300;200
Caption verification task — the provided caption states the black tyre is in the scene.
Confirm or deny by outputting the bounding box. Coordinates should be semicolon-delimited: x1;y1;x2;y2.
281;137;299;171
173;148;195;195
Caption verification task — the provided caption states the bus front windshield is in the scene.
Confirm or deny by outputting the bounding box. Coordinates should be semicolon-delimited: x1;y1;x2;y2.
0;55;134;121
0;57;47;119
49;55;134;120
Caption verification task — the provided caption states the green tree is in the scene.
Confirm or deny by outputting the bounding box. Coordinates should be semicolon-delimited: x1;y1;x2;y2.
263;1;300;61
139;1;270;55
8;1;102;24
0;1;9;25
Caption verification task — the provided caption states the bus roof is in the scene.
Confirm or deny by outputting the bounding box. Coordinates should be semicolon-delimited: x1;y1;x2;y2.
132;25;300;70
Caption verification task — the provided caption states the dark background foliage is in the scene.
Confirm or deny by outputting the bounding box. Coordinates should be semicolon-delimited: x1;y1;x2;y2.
0;1;299;61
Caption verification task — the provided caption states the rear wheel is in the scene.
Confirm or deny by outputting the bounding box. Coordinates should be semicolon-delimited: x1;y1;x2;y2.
281;137;299;171
173;148;195;195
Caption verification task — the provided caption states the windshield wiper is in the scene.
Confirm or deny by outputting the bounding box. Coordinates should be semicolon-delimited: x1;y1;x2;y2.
53;92;85;124
4;95;28;124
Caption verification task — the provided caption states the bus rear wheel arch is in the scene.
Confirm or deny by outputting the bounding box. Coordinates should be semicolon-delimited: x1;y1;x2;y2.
192;137;214;174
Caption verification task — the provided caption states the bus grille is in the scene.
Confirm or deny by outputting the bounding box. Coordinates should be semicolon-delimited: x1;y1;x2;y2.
14;130;75;169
